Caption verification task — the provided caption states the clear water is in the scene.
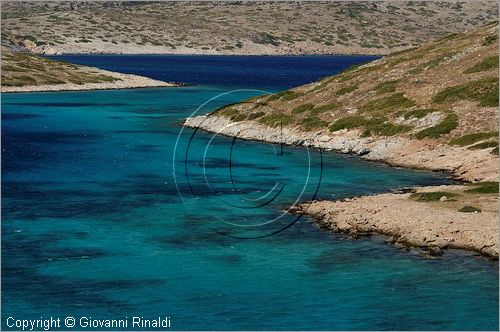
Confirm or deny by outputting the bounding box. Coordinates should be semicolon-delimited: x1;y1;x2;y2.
2;56;498;330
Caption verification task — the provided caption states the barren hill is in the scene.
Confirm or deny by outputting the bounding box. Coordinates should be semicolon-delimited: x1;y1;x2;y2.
1;1;498;55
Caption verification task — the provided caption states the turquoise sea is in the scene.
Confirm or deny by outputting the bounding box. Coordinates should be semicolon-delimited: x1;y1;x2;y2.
2;55;498;330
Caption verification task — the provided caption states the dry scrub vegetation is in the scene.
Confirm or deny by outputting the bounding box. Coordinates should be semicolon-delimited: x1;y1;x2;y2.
1;50;118;86
216;22;499;155
1;1;498;55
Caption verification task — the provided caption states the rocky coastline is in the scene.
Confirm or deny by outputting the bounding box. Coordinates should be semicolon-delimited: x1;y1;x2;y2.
289;186;499;258
184;115;498;182
184;115;499;257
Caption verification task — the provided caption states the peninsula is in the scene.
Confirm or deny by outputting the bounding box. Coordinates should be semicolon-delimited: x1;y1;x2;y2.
1;50;177;93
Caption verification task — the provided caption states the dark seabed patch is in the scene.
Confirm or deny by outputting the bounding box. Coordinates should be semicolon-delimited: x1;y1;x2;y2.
2;113;41;120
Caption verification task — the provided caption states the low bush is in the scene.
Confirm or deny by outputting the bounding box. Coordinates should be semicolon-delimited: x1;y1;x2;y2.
219;107;239;118
247;111;266;120
292;103;314;115
414;113;458;139
374;80;398;94
467;141;498;150
329;115;366;131
310;102;340;115
433;77;499;107
281;90;303;101
259;113;293;128
409;191;459;202
458;205;482;213
335;84;358;96
360;92;415;113
362;117;411;137
231;113;247;122
464;56;499;74
449;131;499;146
265;90;301;102
301;117;329;130
465;182;499;194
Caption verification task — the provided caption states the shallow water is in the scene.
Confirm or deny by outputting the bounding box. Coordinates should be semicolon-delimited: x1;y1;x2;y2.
2;56;498;330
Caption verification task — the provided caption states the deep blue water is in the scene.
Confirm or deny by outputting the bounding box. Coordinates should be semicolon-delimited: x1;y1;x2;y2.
2;55;498;331
46;54;379;89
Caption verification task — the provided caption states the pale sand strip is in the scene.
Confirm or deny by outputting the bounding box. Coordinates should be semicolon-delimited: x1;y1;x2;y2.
291;186;498;258
1;69;180;93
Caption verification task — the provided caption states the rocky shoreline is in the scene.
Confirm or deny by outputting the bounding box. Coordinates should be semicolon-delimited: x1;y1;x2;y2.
1;68;180;93
184;115;499;257
289;185;499;258
184;115;498;182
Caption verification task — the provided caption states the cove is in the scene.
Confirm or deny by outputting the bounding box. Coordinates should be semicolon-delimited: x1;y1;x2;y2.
2;55;498;330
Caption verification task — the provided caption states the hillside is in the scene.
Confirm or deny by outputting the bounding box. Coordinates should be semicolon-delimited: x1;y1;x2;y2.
1;50;176;92
184;22;500;257
1;1;498;55
186;22;499;182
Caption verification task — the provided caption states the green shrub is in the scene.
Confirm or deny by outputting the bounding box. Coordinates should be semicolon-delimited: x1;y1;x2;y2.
491;147;499;155
465;182;499;194
433;77;499;107
259;113;293;128
310;102;340;115
449;131;499;146
409;191;459;202
414;113;458;139
247;111;266;120
467;141;498;150
265;90;301;102
292;103;314;115
330;115;367;131
374;80;398;94
281;90;303;101
231;113;246;122
360;92;415;113
464;56;499;74
458;205;482;213
301;117;329;130
362;117;412;137
335;84;358;96
219;107;239;118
